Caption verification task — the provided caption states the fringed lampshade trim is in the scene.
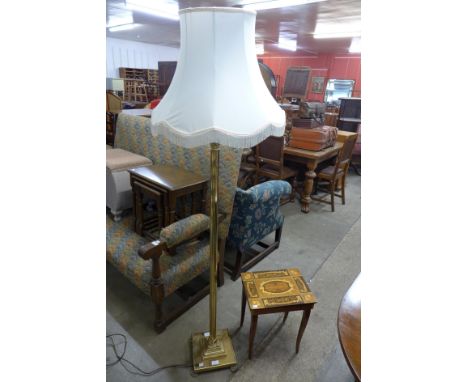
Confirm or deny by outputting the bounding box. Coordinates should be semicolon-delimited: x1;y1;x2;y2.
151;120;285;149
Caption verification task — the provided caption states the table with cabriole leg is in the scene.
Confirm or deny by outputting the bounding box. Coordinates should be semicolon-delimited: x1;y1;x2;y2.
240;268;317;359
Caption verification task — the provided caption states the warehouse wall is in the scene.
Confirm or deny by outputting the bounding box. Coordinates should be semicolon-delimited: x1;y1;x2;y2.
106;37;179;78
261;53;361;101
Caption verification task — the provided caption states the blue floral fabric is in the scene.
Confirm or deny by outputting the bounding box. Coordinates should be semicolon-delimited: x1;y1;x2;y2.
227;180;291;251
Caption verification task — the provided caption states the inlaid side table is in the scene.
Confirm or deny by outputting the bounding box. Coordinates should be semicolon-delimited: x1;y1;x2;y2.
240;268;317;359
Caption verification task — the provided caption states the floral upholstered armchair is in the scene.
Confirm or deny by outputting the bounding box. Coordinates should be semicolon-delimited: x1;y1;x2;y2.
108;213;216;333
226;180;292;280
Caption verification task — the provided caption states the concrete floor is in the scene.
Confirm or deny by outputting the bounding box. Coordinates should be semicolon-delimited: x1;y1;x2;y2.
107;173;361;382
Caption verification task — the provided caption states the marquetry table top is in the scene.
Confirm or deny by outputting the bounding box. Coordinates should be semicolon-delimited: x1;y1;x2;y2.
241;268;317;311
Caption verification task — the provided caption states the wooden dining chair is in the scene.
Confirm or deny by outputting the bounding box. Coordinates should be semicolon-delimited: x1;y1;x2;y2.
311;134;358;211
255;136;297;203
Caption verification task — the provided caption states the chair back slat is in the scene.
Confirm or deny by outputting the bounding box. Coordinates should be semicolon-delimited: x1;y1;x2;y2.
339;135;358;169
256;136;284;173
330;135;358;178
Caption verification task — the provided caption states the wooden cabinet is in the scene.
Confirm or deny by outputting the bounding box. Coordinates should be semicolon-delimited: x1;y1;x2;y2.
157;61;177;97
337;97;361;132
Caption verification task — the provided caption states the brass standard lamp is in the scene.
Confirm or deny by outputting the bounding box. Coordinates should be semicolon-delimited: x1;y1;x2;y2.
150;7;285;373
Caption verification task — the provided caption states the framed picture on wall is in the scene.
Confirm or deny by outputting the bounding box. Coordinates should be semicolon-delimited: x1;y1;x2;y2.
311;77;325;93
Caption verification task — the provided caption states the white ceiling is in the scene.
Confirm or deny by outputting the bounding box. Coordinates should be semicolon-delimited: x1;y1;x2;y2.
106;0;361;55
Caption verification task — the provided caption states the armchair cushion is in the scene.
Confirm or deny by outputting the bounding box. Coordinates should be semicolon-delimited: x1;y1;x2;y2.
228;180;291;251
160;214;210;250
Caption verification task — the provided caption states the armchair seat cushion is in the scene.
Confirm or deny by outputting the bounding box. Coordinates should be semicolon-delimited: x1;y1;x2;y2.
106;214;210;297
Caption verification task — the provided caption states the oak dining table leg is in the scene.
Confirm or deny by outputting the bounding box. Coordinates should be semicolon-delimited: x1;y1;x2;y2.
240;287;247;327
301;160;318;213
296;307;312;354
249;314;258;360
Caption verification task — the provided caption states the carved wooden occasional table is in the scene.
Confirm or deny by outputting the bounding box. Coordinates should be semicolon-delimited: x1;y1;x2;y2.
240;268;317;359
128;164;208;236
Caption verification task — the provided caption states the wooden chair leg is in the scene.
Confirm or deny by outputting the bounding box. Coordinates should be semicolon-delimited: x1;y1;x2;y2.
232;249;245;281
290;176;297;202
341;176;346;205
153;301;166;333
330;181;335;212
275;225;283;248
150;275;166;333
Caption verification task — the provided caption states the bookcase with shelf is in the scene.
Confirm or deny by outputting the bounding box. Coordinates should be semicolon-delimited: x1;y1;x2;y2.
119;67;159;102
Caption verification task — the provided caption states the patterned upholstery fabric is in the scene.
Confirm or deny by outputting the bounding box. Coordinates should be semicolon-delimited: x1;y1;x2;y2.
160;214;210;249
227;180;292;252
106;214;210;296
114;114;242;240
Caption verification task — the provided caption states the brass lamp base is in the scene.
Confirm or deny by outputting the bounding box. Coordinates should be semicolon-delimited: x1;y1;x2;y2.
192;329;237;373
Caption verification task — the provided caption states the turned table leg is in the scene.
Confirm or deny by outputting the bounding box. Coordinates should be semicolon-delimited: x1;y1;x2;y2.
301;160;318;213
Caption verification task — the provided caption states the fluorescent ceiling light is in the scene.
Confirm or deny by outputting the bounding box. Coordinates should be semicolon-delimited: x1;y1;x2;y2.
107;14;134;28
243;0;325;11
108;23;141;32
256;43;265;55
348;37;361;53
126;0;179;20
313;31;361;39
278;36;297;51
313;21;361;39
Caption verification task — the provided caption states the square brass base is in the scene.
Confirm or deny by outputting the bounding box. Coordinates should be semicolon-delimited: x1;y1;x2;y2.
192;329;237;373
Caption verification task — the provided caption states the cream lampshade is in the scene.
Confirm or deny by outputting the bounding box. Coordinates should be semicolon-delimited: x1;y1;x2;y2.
150;6;286;373
151;7;285;148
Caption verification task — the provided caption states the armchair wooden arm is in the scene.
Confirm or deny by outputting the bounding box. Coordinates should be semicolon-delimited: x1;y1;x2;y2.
138;239;167;260
136;213;225;333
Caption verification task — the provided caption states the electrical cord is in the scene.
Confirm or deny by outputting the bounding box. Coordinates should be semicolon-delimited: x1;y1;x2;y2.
107;333;191;377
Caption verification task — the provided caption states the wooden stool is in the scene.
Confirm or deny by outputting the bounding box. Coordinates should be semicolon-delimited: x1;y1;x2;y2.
240;268;317;359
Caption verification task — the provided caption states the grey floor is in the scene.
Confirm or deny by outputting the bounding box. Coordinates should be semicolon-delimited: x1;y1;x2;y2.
107;173;361;382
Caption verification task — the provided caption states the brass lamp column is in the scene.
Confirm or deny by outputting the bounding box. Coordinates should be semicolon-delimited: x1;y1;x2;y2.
192;143;237;372
149;6;286;375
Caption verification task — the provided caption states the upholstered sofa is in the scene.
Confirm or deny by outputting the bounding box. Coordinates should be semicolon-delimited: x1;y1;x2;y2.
106;114;242;331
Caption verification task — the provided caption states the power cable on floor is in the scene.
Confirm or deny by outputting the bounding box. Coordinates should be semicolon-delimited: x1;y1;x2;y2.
107;333;191;377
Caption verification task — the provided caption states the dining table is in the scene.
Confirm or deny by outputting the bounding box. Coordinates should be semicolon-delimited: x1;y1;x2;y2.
283;130;357;213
